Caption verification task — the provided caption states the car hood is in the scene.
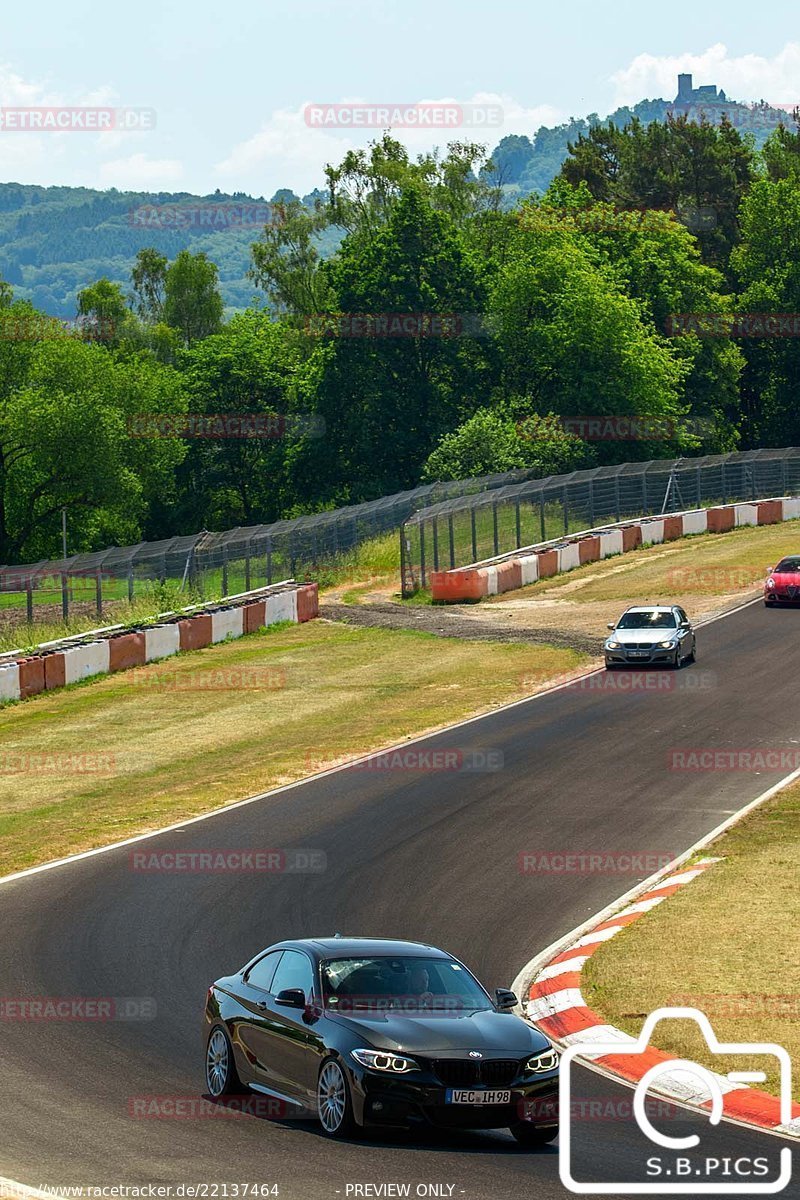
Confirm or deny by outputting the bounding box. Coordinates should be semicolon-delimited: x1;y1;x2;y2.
769;572;800;587
325;1007;551;1055
609;629;678;645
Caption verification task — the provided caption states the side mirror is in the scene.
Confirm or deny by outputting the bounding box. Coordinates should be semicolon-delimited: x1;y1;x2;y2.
606;623;615;631
495;988;517;1011
275;988;307;1009
766;566;774;574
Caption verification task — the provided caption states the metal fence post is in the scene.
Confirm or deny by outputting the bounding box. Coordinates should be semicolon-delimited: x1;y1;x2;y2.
128;569;134;603
614;474;621;521
432;516;439;571
470;508;478;563
563;488;568;536
419;520;426;589
245;544;252;592
448;514;455;569
540;494;546;542
266;538;273;585
589;480;595;528
96;571;103;618
61;572;69;622
514;498;522;548
222;547;229;597
26;579;33;623
492;503;499;556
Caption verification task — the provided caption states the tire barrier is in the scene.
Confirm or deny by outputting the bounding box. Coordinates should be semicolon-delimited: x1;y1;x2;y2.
0;581;318;706
429;496;800;602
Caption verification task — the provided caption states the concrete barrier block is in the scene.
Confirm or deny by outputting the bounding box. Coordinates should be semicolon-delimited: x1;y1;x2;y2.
599;529;624;558
662;516;684;541
243;600;267;632
265;589;298;625
578;536;601;564
782;497;800;520
519;554;539;586
430;569;488;601
145;624;181;663
17;657;46;699
484;565;499;595
211;607;245;643
621;525;642;552
537;549;559;578
557;542;581;572
734;503;759;527
757;499;783;525
44;652;66;690
495;560;522;593
109;632;146;672
63;640;111;685
681;509;708;535
640;519;665;546
0;661;20;702
296;584;319;622
707;506;735;533
178;614;213;652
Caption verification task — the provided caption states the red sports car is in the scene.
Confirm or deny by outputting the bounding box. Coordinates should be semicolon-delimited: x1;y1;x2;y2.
764;556;800;605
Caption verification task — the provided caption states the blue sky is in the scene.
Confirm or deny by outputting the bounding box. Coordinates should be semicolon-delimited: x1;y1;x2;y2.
1;0;799;195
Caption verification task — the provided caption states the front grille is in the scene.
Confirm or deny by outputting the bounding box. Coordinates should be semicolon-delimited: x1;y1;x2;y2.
433;1058;520;1088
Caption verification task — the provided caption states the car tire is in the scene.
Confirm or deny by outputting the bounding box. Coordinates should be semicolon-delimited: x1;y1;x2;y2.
686;639;696;664
205;1026;242;1097
317;1057;358;1139
509;1121;559;1148
671;648;680;669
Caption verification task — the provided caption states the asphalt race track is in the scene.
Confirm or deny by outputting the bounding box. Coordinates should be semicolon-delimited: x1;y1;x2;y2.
1;599;798;1200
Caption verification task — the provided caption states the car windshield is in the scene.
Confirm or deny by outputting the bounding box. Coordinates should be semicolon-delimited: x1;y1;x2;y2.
774;558;800;573
616;610;677;629
320;955;492;1013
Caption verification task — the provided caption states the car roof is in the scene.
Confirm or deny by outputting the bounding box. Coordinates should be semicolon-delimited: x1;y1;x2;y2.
623;605;677;613
278;937;450;959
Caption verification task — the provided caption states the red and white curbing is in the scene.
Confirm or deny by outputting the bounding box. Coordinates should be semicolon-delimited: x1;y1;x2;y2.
526;857;800;1139
429;495;800;601
0;581;319;706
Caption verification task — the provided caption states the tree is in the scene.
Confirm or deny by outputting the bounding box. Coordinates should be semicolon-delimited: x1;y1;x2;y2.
162;250;224;345
76;277;130;341
131;248;168;323
422;408;592;480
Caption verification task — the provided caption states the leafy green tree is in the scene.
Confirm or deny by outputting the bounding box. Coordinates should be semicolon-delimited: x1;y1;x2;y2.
76;277;130;341
131;248;168;322
422;408;592;480
163;250;224;345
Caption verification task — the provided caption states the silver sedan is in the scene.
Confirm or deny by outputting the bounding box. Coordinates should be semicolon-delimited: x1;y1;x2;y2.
604;605;697;669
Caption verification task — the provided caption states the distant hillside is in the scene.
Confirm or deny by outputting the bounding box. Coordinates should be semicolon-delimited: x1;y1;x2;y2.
0;79;793;318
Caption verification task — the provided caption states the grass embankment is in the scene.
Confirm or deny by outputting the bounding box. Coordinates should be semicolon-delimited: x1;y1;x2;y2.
583;784;800;1101
0;619;584;876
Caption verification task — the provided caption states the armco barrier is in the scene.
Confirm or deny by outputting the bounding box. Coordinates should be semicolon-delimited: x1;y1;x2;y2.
211;607;245;643
109;632;146;673
0;581;317;705
145;624;181;663
429;496;800;602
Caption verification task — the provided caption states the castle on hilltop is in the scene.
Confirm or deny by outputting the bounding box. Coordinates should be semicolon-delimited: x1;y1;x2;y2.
673;74;728;107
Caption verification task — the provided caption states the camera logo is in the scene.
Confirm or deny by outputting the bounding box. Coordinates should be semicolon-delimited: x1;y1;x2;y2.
559;1007;793;1194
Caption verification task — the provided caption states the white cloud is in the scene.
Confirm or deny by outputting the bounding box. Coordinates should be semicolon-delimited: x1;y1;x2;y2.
215;93;564;196
611;42;800;109
97;153;184;189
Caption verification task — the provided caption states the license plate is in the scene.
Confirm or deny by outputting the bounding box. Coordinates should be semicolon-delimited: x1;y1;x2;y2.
446;1088;512;1105
628;651;649;658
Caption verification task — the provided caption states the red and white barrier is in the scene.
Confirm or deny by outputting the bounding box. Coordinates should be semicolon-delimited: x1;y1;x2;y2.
429;496;800;602
0;581;319;706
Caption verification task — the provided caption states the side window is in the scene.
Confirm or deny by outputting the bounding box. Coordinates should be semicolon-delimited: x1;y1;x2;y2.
246;951;283;992
269;950;315;1001
677;607;688;624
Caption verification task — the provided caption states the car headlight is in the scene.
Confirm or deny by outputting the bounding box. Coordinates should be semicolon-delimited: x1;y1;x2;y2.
658;639;678;649
766;579;775;589
350;1049;420;1073
526;1047;559;1073
606;640;621;649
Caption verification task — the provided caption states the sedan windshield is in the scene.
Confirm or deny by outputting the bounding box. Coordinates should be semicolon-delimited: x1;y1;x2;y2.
616;610;677;630
320;956;492;1013
774;557;800;573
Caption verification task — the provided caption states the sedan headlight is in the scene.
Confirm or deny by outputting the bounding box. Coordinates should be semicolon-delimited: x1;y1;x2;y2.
526;1047;559;1073
351;1049;420;1073
658;639;678;649
766;579;775;589
606;640;621;650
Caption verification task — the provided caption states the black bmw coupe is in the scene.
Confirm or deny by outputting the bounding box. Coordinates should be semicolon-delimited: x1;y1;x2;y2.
203;936;559;1144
